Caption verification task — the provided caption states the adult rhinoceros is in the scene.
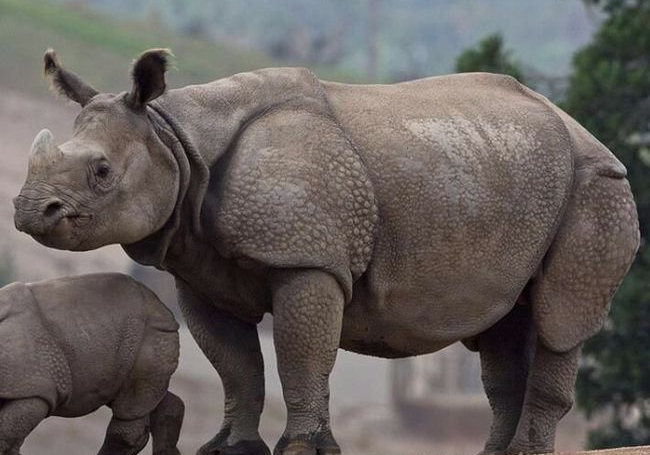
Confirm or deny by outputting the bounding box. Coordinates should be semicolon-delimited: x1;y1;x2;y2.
14;49;639;455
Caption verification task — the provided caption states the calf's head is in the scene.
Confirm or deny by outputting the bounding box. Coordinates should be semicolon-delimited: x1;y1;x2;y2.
14;49;180;250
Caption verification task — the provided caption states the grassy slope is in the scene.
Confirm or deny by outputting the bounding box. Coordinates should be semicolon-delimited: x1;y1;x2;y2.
0;0;277;97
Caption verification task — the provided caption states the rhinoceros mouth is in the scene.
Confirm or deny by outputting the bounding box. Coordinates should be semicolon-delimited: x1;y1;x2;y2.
52;211;94;235
30;211;94;250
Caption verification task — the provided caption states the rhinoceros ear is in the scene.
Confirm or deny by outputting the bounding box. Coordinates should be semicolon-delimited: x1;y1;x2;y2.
44;49;99;107
126;48;173;109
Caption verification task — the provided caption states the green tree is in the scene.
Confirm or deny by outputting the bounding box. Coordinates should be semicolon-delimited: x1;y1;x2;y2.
564;0;650;448
455;33;524;82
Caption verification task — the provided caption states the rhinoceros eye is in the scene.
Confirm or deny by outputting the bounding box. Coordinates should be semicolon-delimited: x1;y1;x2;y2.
95;162;110;179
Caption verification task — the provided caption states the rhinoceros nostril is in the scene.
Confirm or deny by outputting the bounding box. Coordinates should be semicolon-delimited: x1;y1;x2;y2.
43;200;63;217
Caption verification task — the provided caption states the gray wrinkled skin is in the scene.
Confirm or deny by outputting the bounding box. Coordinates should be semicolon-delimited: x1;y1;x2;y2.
13;49;640;455
0;273;183;455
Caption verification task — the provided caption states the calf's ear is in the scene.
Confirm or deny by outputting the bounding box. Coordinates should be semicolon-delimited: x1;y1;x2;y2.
44;49;99;106
126;48;173;109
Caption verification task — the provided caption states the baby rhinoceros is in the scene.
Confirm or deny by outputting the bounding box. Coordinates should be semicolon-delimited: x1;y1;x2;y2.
0;273;183;455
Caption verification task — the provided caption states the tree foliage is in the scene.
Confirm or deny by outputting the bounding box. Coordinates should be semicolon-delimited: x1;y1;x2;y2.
455;33;524;82
564;0;650;448
583;0;646;13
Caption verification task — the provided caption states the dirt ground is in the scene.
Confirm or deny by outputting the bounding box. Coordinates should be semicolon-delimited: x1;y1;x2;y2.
560;449;650;455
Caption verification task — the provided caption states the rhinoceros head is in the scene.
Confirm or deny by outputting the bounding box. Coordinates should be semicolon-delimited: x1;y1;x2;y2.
14;49;180;251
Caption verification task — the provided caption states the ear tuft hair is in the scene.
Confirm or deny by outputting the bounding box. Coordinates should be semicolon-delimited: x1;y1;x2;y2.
43;48;60;76
127;48;174;109
43;48;99;106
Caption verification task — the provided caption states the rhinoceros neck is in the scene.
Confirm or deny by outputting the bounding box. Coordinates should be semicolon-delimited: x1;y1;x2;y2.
122;101;208;268
154;67;327;167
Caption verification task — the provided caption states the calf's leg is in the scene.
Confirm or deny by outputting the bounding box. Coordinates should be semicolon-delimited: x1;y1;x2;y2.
106;324;181;455
98;415;150;455
150;391;185;455
0;398;48;455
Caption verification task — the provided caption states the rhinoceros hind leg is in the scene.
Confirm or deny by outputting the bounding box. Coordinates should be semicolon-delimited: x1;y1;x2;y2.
150;391;184;455
477;304;534;455
0;398;48;455
97;415;150;455
504;172;637;453
532;174;638;353
505;343;579;454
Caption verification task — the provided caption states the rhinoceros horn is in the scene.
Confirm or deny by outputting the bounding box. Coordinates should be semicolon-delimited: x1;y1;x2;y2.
30;129;63;163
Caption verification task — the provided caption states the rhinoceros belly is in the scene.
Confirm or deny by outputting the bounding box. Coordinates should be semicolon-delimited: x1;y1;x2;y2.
340;276;516;358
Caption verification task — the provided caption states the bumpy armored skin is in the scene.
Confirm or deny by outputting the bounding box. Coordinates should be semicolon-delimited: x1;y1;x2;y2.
0;273;183;455
13;49;640;454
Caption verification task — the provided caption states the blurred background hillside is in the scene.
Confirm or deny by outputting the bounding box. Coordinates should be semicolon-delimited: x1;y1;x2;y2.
1;0;649;454
1;0;601;93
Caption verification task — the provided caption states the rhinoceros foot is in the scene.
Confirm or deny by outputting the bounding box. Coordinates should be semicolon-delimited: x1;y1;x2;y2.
273;431;340;455
196;435;271;455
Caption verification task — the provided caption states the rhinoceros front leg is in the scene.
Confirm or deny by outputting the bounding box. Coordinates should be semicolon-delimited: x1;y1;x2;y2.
176;279;270;455
271;269;344;455
0;398;49;455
